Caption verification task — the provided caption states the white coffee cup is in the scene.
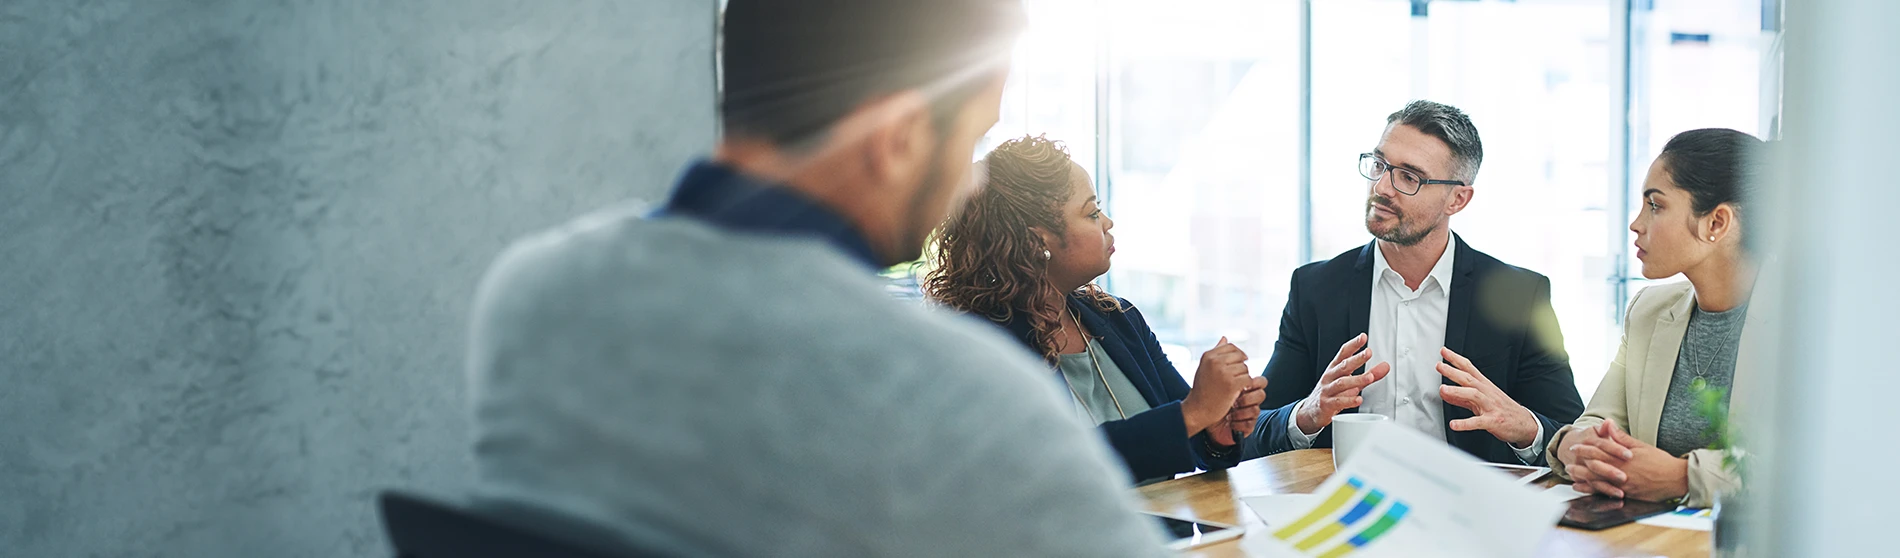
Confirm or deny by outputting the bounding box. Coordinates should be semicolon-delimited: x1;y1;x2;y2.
1331;413;1391;469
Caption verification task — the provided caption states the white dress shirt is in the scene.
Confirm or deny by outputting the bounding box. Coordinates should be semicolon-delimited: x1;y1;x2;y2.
1287;234;1543;463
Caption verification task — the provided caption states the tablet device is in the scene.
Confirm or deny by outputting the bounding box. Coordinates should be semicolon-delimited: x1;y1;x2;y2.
1142;511;1244;550
1557;495;1677;530
1484;463;1552;485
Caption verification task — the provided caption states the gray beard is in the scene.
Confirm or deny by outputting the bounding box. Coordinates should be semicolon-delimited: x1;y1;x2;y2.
1370;217;1431;246
1366;200;1432;246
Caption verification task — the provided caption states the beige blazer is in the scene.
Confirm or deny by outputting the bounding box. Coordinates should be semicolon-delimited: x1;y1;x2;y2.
1547;279;1769;508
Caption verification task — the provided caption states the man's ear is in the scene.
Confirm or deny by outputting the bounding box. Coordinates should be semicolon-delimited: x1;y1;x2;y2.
1445;183;1475;216
846;90;935;191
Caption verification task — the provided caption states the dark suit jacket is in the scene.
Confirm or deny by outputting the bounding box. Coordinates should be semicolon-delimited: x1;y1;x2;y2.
1239;236;1585;465
996;294;1241;481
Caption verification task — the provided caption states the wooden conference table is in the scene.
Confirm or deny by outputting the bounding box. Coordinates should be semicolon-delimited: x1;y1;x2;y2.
1138;449;1710;558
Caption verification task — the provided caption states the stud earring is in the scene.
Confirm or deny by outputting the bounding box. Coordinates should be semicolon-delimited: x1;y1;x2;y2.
1041;249;1052;260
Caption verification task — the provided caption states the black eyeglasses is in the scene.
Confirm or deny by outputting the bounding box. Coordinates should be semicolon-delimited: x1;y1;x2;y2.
1358;153;1465;196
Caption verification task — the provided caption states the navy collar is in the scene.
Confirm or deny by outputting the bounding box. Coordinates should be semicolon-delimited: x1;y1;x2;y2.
657;160;883;270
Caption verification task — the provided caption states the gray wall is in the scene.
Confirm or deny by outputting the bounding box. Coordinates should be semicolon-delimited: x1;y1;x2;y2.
0;1;714;556
1769;1;1900;556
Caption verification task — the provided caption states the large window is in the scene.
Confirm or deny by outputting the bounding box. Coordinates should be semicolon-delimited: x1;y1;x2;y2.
1623;0;1776;297
978;0;1101;171
1101;1;1303;373
969;0;1777;395
980;0;1302;373
1311;0;1619;391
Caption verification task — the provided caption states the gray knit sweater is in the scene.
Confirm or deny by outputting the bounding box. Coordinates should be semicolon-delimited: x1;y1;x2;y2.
1656;303;1748;457
464;205;1168;557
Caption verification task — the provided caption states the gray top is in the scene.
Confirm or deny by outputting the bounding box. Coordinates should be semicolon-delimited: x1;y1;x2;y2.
465;205;1168;558
1057;339;1154;426
1656;302;1749;457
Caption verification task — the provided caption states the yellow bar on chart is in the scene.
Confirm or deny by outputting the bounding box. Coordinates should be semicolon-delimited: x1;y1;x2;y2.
1295;522;1348;552
1316;543;1358;558
1270;480;1362;540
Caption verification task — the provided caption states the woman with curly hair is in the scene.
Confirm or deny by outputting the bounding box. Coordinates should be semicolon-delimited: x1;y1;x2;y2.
926;135;1267;482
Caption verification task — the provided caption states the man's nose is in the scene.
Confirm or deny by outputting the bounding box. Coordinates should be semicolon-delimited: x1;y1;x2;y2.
1370;170;1401;198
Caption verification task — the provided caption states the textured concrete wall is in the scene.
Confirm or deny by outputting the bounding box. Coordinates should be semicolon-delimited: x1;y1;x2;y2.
0;1;713;556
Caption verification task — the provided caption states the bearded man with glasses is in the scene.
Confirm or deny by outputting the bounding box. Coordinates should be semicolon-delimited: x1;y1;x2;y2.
1233;100;1585;466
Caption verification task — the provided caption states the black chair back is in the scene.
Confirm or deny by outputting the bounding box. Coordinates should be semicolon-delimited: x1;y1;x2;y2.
378;491;648;558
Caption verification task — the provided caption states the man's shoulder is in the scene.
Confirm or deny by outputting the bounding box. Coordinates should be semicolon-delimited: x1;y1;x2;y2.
482;201;652;281
1291;243;1370;284
478;203;877;310
1459;241;1550;285
488;203;1037;360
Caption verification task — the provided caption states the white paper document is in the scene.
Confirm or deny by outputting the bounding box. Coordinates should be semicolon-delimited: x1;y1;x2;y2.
1542;483;1590;502
1637;507;1714;531
1239;424;1568;558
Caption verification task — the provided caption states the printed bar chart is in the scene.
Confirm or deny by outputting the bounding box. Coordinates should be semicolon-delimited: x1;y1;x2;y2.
1271;476;1411;558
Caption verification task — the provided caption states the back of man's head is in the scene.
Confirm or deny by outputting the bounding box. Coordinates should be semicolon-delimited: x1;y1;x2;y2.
720;0;1025;149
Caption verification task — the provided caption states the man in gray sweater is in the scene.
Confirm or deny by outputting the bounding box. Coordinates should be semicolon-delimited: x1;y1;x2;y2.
463;1;1170;556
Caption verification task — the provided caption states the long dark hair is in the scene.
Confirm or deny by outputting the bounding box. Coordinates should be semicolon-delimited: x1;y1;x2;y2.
924;135;1119;364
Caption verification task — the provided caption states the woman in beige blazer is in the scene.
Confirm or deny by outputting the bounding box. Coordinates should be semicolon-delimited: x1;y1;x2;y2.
1548;129;1766;508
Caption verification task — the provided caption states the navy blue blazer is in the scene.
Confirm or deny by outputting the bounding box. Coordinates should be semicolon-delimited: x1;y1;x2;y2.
996;294;1241;481
1240;236;1585;465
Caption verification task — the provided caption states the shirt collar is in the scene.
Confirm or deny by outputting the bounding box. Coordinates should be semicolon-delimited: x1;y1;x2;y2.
657;159;883;270
1372;233;1457;292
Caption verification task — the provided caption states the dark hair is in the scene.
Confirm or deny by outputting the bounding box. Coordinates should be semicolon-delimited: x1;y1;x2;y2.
1386;100;1484;182
925;136;1119;365
1658;128;1766;217
720;0;1025;149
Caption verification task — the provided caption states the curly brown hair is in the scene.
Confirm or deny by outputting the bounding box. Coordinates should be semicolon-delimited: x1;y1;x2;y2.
925;135;1120;365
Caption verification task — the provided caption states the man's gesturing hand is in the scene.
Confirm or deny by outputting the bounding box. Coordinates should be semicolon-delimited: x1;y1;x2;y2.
1293;333;1391;435
1436;347;1540;448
